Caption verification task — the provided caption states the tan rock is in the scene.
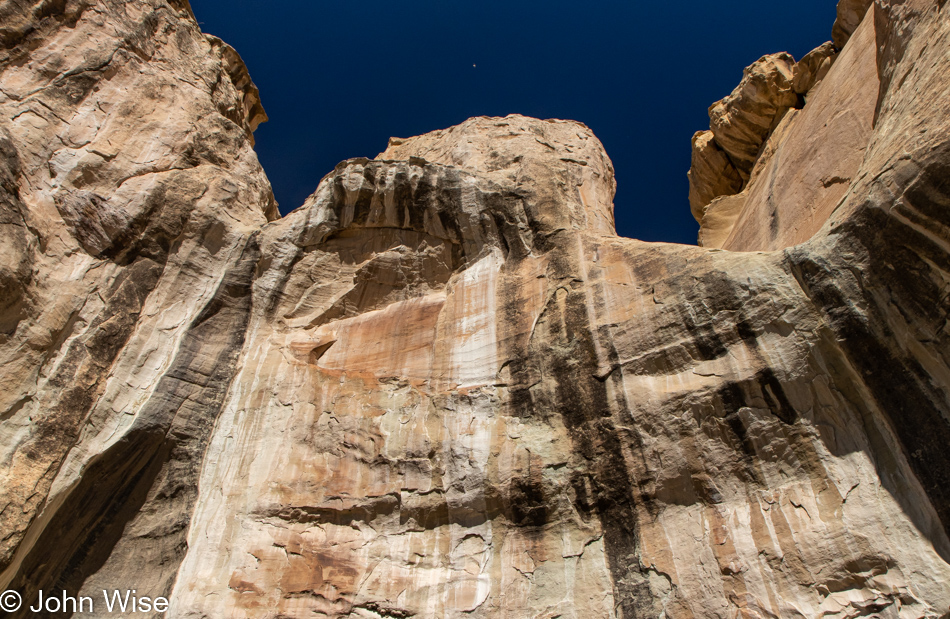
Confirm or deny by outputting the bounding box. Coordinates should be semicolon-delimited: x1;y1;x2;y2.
689;42;838;228
0;0;274;605
792;41;837;95
697;192;746;247
716;6;879;251
1;1;950;618
832;0;874;48
687;130;743;224
206;35;269;136
708;52;799;180
378;114;618;238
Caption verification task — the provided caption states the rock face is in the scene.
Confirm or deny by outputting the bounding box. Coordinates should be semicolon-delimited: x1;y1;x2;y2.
708;52;800;182
692;8;875;251
0;0;275;608
1;1;950;619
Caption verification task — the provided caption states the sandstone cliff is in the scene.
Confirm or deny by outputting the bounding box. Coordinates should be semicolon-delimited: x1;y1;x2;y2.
1;0;949;618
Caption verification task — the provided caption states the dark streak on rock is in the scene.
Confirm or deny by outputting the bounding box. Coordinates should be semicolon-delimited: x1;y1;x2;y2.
7;234;260;616
787;141;950;543
496;240;656;618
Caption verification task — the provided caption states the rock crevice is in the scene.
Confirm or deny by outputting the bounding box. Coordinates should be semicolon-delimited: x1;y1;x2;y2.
1;0;949;617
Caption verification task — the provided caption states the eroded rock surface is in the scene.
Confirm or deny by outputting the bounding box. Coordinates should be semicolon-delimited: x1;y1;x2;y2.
687;130;743;223
1;0;950;618
697;8;877;252
688;44;843;231
708;52;800;181
0;0;275;609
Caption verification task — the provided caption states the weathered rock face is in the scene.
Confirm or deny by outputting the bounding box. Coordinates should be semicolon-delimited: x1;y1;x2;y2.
832;0;876;48
0;0;275;608
694;7;876;252
708;52;800;181
2;1;950;619
687;130;743;223
687;45;837;233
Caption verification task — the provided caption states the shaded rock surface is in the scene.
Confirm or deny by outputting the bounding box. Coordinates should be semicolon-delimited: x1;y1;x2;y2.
687;130;743;223
1;1;950;619
833;0;875;48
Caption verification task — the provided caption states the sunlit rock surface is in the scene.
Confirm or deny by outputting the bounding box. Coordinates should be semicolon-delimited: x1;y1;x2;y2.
0;0;275;610
1;0;950;617
695;8;877;252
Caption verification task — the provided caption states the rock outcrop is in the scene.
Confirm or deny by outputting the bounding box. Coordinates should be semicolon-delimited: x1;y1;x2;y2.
687;50;804;231
708;52;800;182
1;1;950;618
832;0;876;48
0;0;275;607
691;5;875;251
687;131;743;223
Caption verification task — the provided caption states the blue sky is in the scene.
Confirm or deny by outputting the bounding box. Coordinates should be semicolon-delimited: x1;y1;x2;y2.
191;0;837;243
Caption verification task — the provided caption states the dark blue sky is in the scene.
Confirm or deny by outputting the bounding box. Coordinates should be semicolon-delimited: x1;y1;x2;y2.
191;1;837;244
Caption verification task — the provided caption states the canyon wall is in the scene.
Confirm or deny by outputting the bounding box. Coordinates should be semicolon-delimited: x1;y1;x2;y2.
1;0;949;618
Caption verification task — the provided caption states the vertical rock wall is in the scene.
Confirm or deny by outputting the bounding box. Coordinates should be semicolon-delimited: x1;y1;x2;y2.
0;0;275;610
0;0;949;618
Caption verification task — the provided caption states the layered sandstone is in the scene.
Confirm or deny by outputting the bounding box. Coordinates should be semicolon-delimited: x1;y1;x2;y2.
0;0;275;606
692;6;876;251
1;1;950;618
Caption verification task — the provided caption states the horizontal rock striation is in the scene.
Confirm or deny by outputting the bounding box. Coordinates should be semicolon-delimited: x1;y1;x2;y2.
1;0;949;618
